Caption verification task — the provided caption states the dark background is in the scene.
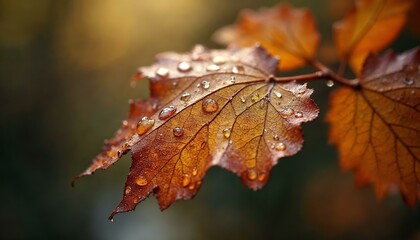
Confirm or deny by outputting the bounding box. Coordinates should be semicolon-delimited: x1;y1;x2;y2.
1;0;419;239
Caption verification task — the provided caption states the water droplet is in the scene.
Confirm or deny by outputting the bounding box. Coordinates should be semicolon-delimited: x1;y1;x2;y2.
173;127;184;137
182;174;191;187
196;180;202;187
206;64;220;72
180;92;191;102
122;120;128;127
294;112;303;118
137;117;155;135
223;128;231;138
152;102;159;110
188;184;195;190
326;80;334;87
251;93;260;102
258;173;267;182
177;61;192;72
159;106;177;120
230;76;236;83
125;186;131;195
202;99;219;113
273;134;279;141
259;100;265;109
201;80;210;89
245;159;256;168
273;91;282;98
212;56;226;65
247;169;257;180
404;77;414;85
110;218;114;222
136;176;148;186
155;67;169;78
280;108;294;117
275;142;286;151
192;167;198;176
232;65;245;74
240;96;246;103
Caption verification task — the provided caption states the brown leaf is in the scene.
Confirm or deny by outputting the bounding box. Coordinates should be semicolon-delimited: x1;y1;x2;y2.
76;45;319;218
326;48;420;205
213;4;320;71
334;0;413;75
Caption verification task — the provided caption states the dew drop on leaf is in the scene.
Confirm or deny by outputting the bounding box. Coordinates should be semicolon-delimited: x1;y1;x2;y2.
177;61;192;72
273;90;282;98
206;64;220;72
240;96;246;103
212;56;226;65
326;80;334;87
173;127;184;137
159;106;177;120
188;184;195;190
294;112;303;118
404;77;414;85
192;167;198;176
155;67;169;78
258;173;267;182
232;65;245;74
136;177;148;186
202;99;219;113
137;117;155;135
125;186;131;195
280;108;294;117
223;128;231;138
201;80;210;89
247;169;257;180
180;92;191;102
273;134;279;141
274;142;286;151
182;174;191;187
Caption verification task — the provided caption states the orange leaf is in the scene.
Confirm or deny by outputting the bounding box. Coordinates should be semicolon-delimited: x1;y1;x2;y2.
76;45;319;218
213;4;320;71
334;0;413;75
326;48;420;205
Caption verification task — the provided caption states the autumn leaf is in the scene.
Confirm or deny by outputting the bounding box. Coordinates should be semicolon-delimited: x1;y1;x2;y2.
326;48;420;206
334;0;413;75
76;45;319;218
213;4;320;71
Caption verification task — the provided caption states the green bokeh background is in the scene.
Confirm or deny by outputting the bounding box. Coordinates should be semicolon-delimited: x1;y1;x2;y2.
1;0;419;239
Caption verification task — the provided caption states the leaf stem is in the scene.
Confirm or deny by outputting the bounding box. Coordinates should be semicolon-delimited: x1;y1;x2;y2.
272;60;360;88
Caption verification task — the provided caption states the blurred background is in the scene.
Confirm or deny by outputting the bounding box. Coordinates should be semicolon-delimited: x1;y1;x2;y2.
1;0;419;239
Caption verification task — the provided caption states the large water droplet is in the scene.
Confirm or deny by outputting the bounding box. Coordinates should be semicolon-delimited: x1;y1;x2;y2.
137;117;155;135
247;169;257;180
223;128;231;138
177;61;192;72
180;92;191;102
232;65;245;74
206;64;220;72
212;56;226;65
294;112;303;118
173;127;184;137
201;80;210;89
182;174;191;187
155;67;169;78
159;106;177;120
202;99;219;113
275;142;286;151
280;108;294;117
136;176;148;186
404;77;414;85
